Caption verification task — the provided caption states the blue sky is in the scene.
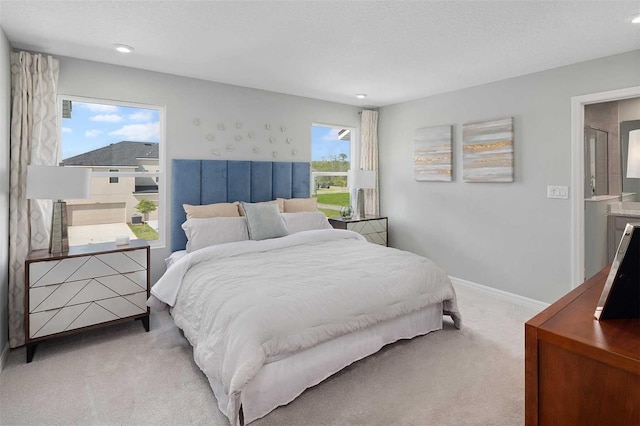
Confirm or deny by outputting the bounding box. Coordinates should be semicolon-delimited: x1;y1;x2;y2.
62;101;160;159
311;125;350;162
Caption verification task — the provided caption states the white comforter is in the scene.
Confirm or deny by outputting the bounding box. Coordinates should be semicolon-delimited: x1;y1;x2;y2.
149;229;461;425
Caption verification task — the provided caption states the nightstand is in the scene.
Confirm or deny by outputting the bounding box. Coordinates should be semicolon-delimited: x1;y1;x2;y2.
24;239;150;363
328;216;388;246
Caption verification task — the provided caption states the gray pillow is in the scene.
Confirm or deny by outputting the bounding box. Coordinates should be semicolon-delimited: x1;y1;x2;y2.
241;201;288;241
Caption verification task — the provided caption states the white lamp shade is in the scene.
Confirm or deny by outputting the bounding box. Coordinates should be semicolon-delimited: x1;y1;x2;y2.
628;130;640;179
26;165;91;200
348;170;377;189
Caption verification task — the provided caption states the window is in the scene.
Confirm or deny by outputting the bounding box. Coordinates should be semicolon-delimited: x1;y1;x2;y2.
311;124;357;217
109;169;119;184
59;96;165;247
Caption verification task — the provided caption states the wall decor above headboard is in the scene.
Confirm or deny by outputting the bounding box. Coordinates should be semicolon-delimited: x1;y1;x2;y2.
171;159;311;251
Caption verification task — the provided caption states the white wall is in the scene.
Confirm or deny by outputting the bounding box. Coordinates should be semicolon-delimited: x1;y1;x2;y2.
56;57;361;283
378;50;640;304
0;28;11;359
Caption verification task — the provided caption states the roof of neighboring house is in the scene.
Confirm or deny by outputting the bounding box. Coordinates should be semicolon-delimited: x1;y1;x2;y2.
62;141;158;167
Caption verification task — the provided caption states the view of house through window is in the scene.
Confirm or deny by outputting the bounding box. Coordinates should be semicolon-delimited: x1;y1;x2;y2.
311;124;353;217
60;97;162;246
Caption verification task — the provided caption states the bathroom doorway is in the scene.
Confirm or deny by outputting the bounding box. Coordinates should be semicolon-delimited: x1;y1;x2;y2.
571;86;640;287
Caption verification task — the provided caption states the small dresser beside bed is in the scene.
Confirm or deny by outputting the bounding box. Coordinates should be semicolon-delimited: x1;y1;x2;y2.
148;159;461;425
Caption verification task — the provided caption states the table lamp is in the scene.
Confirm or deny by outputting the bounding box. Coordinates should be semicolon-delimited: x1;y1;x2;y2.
348;169;376;219
627;129;640;178
26;165;91;253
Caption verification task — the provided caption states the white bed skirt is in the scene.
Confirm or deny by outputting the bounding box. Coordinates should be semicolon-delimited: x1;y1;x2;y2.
208;302;444;424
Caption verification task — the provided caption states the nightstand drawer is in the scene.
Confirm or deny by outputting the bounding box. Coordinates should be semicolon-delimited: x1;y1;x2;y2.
346;219;387;245
29;271;147;313
29;293;147;339
29;250;147;287
329;217;388;246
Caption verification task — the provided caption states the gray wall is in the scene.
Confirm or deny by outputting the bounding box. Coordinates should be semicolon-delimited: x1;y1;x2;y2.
57;56;361;283
0;28;10;356
378;50;640;303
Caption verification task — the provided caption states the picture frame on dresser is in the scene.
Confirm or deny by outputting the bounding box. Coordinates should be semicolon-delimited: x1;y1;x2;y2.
595;222;640;320
24;239;151;363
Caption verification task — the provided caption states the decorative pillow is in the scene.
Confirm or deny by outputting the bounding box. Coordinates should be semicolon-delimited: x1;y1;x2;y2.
283;197;318;213
282;212;333;234
237;199;284;215
183;202;240;219
241;202;288;241
181;217;248;252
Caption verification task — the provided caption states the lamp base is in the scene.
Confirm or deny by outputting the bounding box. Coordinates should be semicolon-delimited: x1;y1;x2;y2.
49;200;69;254
356;188;365;220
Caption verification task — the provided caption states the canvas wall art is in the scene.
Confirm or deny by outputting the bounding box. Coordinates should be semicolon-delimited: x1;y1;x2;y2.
462;117;514;182
414;125;452;182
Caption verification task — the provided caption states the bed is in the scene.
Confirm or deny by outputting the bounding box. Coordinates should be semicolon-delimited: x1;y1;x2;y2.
148;159;461;425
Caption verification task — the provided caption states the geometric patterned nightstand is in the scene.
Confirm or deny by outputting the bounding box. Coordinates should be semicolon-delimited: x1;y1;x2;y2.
328;217;388;246
24;239;150;362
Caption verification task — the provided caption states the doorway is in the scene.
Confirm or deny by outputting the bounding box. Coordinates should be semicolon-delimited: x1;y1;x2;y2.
571;86;640;287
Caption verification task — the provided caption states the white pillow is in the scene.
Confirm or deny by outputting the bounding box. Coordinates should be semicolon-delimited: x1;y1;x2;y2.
181;217;249;252
281;211;333;234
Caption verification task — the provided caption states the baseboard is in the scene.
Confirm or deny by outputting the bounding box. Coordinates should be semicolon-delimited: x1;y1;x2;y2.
0;340;9;375
450;276;549;311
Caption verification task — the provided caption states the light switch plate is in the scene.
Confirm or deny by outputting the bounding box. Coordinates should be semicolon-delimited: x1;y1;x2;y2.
547;185;569;199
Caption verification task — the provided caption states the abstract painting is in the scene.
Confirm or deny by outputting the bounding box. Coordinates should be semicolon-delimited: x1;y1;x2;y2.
462;117;513;182
414;125;452;181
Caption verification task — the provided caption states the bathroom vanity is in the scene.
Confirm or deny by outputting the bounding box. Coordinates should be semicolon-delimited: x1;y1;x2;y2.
608;201;640;262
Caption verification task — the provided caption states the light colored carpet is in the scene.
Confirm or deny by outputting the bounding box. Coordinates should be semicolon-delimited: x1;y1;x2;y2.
0;284;543;426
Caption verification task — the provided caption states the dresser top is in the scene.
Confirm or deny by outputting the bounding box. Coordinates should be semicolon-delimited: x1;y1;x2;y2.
527;266;640;372
27;239;149;261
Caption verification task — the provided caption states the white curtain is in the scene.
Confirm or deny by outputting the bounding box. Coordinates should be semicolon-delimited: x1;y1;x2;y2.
360;110;379;217
8;52;60;348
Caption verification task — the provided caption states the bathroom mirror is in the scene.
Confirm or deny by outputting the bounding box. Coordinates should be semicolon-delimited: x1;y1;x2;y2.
621;120;640;201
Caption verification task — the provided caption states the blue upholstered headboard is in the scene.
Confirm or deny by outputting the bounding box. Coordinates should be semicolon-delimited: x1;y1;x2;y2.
171;159;311;251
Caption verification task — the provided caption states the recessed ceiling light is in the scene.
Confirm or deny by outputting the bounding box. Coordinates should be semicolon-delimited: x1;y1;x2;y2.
355;94;367;99
113;44;134;53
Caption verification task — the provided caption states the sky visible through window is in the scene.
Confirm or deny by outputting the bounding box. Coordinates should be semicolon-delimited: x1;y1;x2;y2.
311;125;350;162
61;101;160;160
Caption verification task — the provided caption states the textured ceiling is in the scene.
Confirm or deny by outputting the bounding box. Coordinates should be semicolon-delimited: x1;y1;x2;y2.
0;1;639;107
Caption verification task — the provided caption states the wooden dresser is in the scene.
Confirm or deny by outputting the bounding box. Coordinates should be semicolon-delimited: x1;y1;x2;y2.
525;266;640;425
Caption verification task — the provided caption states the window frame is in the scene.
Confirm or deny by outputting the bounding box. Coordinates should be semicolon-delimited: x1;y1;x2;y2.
57;94;167;249
311;122;360;213
109;169;119;184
